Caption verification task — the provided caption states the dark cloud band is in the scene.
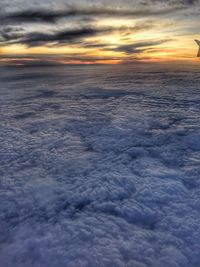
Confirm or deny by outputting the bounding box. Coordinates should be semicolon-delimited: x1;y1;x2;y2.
0;24;152;47
1;5;185;24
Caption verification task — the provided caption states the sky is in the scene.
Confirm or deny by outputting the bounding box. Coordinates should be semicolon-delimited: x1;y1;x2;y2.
0;0;199;65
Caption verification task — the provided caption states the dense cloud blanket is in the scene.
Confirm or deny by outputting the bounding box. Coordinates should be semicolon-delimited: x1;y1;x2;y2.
0;64;200;267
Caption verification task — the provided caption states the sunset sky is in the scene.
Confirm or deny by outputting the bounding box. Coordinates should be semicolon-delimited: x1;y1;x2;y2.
0;0;199;65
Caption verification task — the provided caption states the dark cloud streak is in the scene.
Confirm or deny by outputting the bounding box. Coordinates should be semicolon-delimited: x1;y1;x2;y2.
1;5;186;24
0;27;110;47
109;39;172;54
0;24;152;47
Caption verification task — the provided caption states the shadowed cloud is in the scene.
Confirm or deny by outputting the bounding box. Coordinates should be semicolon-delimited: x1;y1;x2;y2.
1;5;186;24
0;24;153;47
0;0;199;64
111;40;172;54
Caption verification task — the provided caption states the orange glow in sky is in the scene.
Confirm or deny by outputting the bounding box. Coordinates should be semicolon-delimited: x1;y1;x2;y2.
0;1;199;65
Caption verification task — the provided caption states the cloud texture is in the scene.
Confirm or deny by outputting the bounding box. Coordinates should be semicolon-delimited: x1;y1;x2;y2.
0;0;199;63
0;64;200;266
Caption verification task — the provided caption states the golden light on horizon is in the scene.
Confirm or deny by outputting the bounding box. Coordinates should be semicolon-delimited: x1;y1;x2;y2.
0;7;199;65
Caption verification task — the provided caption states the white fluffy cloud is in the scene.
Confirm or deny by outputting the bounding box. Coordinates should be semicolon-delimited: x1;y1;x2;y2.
0;64;200;266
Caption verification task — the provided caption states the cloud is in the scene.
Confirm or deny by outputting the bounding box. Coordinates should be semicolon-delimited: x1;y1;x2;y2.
0;23;153;47
0;65;200;266
0;26;24;42
1;5;186;24
147;0;199;6
0;27;109;46
18;28;103;46
107;39;172;54
0;0;199;63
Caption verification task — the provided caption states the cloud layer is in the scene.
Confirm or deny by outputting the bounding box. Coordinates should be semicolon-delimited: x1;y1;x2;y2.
0;0;199;63
0;64;200;266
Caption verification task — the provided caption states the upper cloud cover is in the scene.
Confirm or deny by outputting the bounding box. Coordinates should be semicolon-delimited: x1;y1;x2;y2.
0;0;199;63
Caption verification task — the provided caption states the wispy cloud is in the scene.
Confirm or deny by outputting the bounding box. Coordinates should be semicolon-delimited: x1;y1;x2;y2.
1;5;185;24
109;39;172;54
0;23;153;47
